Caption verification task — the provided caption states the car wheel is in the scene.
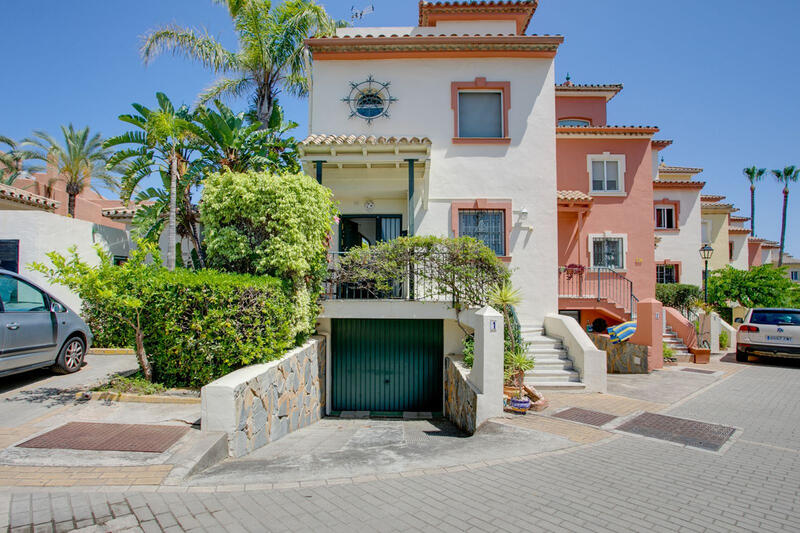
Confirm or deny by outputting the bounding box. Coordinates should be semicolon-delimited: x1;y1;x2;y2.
735;349;748;363
54;337;85;374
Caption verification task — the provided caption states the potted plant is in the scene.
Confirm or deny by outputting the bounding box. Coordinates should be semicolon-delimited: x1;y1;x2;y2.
506;346;535;413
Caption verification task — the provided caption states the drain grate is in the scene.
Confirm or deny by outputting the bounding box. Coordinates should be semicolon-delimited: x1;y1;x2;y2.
18;422;189;453
681;368;716;375
551;407;617;427
616;412;735;451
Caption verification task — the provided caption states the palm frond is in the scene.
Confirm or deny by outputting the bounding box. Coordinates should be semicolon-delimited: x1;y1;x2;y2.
140;25;238;73
198;76;254;104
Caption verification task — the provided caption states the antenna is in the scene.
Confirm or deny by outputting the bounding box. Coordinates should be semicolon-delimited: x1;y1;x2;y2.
351;3;375;23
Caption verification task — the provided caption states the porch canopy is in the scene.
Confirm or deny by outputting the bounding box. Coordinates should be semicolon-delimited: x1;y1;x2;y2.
299;135;432;227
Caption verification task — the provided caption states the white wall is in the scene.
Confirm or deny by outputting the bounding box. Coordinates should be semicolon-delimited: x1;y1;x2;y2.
729;234;749;270
310;56;558;325
0;210;130;311
654;189;703;286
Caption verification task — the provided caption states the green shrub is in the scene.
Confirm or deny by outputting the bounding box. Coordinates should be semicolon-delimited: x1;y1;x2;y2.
719;331;729;350
663;342;675;360
96;374;168;395
656;283;701;311
32;244;297;388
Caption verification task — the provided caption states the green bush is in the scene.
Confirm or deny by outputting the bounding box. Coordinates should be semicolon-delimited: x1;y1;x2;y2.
656;283;701;311
32;244;297;388
719;331;729;350
663;342;675;360
200;169;337;339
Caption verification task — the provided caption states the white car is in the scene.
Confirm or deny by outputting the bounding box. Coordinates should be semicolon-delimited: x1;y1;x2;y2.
736;308;800;362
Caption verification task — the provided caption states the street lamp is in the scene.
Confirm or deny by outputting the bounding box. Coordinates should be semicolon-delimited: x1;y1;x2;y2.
699;244;714;303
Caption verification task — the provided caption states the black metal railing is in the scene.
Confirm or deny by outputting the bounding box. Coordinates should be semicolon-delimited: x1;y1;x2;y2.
558;266;638;319
323;251;496;305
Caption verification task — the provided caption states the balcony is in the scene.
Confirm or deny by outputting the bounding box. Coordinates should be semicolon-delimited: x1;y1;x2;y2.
558;265;638;319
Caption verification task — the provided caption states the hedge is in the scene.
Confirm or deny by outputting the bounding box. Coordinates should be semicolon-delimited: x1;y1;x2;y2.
655;283;700;311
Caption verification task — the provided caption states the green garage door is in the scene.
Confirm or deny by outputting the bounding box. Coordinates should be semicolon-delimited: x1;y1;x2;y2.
332;319;443;413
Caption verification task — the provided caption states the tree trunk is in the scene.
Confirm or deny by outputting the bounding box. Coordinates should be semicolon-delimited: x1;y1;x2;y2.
167;152;178;271
750;184;755;236
190;221;205;269
135;329;153;381
257;89;274;130
779;188;788;267
67;193;76;218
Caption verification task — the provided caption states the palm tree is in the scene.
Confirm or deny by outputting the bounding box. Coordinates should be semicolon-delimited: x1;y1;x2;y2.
771;166;799;267
0;135;33;186
21;125;114;217
140;0;340;128
743;166;766;236
105;93;197;270
192;100;300;174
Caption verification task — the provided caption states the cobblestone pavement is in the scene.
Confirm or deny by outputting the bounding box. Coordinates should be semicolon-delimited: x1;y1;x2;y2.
3;361;800;532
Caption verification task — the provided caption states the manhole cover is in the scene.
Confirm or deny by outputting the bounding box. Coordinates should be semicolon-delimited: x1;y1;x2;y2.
551;407;617;427
616;412;735;451
681;368;715;375
18;422;189;453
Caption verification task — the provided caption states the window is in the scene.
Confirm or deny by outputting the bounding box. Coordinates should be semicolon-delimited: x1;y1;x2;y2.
458;209;505;256
656;264;678;284
0;274;47;312
655;206;676;229
0;240;19;273
729;242;734;261
701;221;712;244
558;118;591;126
591;237;624;269
458;92;502;138
587;154;625;194
791;270;799;281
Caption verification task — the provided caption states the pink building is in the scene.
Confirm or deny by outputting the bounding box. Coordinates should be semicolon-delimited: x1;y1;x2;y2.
555;81;660;329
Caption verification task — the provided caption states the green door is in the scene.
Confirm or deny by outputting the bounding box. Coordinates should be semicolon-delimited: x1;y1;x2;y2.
332;319;443;413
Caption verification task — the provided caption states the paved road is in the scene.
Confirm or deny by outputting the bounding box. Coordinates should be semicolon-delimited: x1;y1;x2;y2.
3;359;800;532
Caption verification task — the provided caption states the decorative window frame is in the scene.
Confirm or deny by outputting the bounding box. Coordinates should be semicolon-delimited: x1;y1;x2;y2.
587;231;628;270
451;77;511;145
451;199;512;262
557;117;592;126
654;199;680;231
656;260;681;283
587;152;626;196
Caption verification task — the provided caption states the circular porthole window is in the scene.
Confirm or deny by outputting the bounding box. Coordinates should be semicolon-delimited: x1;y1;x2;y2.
343;75;397;123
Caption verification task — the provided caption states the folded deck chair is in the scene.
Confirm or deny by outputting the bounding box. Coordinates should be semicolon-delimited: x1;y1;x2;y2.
608;321;637;344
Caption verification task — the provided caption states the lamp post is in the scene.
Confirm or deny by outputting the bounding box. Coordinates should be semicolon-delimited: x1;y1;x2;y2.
699;244;714;303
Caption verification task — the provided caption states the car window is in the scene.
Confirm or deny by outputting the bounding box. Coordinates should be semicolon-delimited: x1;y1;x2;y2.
750;310;800;326
0;275;48;312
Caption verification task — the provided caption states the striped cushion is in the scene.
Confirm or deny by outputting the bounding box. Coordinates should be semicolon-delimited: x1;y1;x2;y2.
608;321;637;344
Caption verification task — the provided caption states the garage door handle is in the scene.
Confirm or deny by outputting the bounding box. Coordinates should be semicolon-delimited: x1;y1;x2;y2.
6;323;19;330
384;379;390;384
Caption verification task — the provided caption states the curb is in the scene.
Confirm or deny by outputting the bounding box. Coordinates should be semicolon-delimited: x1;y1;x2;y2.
77;391;201;404
88;348;136;355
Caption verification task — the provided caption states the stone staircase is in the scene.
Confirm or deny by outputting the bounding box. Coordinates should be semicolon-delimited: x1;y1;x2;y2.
663;326;692;362
520;326;585;391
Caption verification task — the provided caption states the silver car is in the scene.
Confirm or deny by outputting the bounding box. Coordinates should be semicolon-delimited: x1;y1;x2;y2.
0;269;92;377
736;308;800;362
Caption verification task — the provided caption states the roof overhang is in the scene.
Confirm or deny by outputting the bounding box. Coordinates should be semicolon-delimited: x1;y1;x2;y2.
555;84;623;102
660;165;703;176
653;180;705;190
556;125;659;139
701;194;725;202
419;1;539;35
299;134;431;165
728;228;751;235
701;203;737;213
651;139;673;151
305;34;562;60
0;183;60;210
101;207;138;221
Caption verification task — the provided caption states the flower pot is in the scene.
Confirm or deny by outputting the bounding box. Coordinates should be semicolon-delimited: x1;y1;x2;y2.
692;349;711;364
508;397;531;413
503;386;518;398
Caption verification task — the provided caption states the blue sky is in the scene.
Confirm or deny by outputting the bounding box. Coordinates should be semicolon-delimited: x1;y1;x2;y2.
1;0;798;256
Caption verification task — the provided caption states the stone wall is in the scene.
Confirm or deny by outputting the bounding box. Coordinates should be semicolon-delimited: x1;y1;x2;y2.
444;356;478;435
201;337;326;458
589;333;649;374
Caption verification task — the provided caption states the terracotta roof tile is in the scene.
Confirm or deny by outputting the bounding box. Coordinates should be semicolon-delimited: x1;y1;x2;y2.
0;183;60;210
651;139;673;150
557;190;593;202
659;165;703;174
556;125;659;136
728;228;751;235
301;134;432;146
101;207;138;220
730;215;750;222
701;194;726;202
419;1;539;34
653;180;705;189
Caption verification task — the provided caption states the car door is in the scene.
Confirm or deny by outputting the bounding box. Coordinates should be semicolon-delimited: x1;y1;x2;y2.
0;274;57;371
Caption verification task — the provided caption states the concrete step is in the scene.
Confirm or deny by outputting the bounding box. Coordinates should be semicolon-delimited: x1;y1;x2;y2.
526;348;568;358
520;326;544;336
523;335;563;349
525;368;581;383
524;381;586;391
533;359;574;371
